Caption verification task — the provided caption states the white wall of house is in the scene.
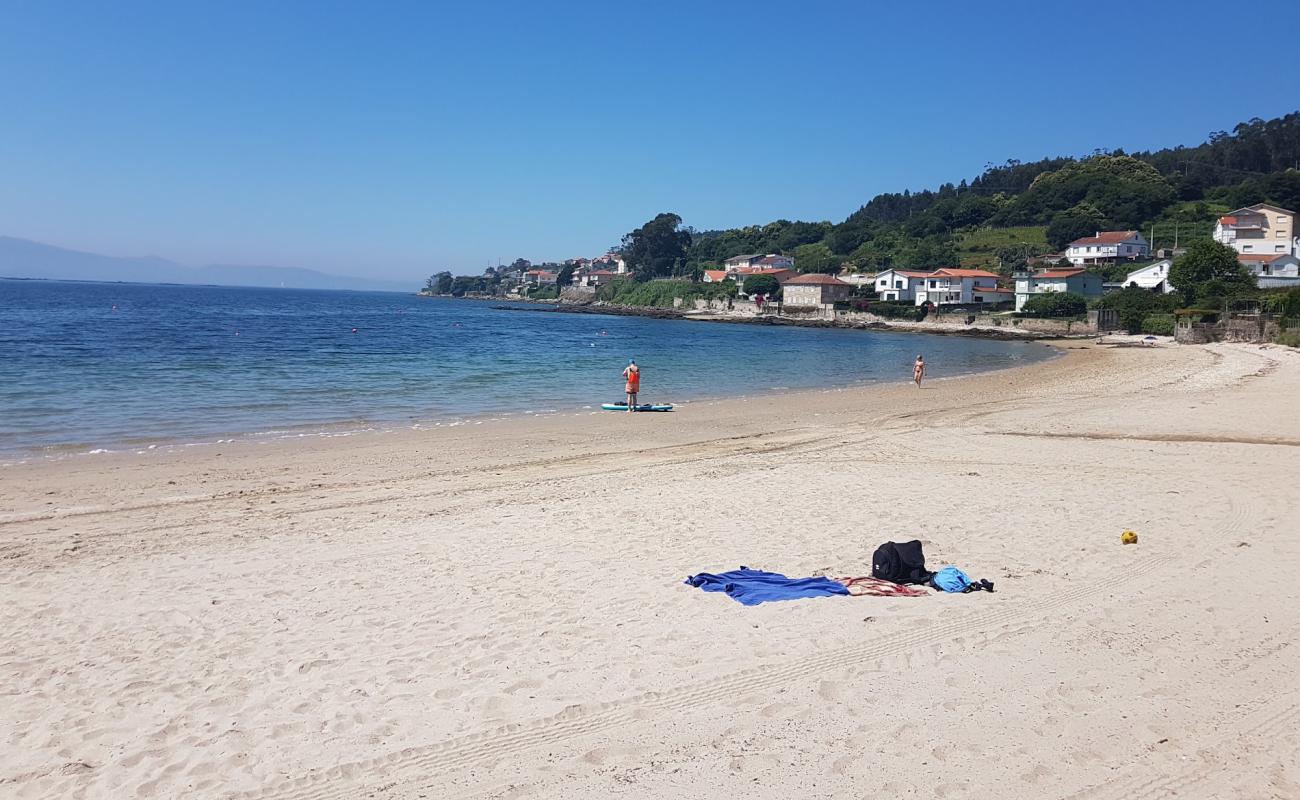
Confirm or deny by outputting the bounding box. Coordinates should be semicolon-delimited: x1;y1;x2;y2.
913;275;997;306
874;270;921;302
1066;235;1149;265
1242;256;1300;279
1014;272;1103;310
1214;206;1297;257
1124;260;1176;292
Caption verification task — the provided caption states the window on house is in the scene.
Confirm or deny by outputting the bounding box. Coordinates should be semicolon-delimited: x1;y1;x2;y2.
1278;231;1287;238
895;280;902;288
1279;216;1287;224
1243;245;1253;251
1277;245;1287;253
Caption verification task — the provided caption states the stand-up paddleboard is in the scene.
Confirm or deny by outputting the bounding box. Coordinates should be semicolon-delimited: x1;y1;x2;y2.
602;402;674;412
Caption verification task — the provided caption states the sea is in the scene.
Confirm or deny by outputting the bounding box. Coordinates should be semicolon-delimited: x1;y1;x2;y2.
0;279;1057;458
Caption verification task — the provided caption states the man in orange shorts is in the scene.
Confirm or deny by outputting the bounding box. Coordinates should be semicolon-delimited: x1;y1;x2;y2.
623;359;640;411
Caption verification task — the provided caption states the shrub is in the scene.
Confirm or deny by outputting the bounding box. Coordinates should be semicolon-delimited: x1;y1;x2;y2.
1096;286;1180;333
1020;291;1087;318
742;274;781;297
1276;331;1300;348
868;301;926;321
1140;314;1175;336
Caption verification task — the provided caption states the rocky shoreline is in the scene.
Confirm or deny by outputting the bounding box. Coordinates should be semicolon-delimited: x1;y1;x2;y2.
489;301;1059;340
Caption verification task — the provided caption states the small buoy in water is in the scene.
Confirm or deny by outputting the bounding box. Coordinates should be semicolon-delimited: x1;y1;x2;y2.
235;332;240;336
1121;530;1138;545
351;328;358;333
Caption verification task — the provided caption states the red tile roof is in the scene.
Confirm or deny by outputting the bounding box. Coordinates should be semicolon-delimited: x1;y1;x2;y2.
1069;231;1140;246
786;273;850;285
704;270;729;280
1238;253;1290;262
932;268;1001;278
735;267;795;279
1219;216;1239;225
1035;268;1086;279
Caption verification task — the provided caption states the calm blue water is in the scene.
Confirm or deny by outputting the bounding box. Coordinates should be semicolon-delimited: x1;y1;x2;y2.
0;280;1055;456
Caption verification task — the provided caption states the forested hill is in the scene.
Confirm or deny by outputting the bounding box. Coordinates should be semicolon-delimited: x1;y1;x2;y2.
676;111;1300;276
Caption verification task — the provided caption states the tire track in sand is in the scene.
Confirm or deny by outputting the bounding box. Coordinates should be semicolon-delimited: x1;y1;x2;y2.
226;478;1258;800
230;553;1164;800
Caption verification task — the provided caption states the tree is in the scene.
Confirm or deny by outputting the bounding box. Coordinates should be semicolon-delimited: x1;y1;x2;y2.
1168;239;1253;304
792;242;840;274
1045;203;1107;250
742;273;780;297
426;271;453;294
557;264;575;288
621;213;692;280
1021;291;1087;318
1096;285;1180;332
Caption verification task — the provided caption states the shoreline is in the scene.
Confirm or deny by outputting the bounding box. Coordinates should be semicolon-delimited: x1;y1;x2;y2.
5;341;1300;799
0;337;1063;467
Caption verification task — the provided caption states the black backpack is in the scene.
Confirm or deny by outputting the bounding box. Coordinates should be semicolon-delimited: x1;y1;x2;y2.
871;540;933;585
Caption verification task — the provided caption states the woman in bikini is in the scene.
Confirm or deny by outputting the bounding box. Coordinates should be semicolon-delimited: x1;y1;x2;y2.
913;354;925;387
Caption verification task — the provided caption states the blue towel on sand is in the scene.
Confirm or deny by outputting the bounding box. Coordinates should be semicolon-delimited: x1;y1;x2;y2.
684;567;850;606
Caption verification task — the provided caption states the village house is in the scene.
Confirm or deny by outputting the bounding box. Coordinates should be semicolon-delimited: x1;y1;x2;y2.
1239;253;1300;289
590;253;628;274
912;268;1002;307
1065;231;1150;265
782;273;852;306
523;269;558;287
1123;260;1176;293
577;269;619;288
871;269;932;302
723;253;795;271
707;267;797;291
1014;267;1104;311
1213;204;1297;257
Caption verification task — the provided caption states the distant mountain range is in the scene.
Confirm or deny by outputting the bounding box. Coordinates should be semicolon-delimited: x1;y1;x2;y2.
0;236;416;293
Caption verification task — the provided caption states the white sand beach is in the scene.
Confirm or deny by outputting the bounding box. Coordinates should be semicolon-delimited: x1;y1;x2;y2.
3;340;1300;799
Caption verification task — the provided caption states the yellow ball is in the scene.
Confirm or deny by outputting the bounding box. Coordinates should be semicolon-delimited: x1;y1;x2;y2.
1121;530;1138;545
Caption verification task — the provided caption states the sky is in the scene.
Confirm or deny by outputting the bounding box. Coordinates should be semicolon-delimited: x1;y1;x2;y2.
2;0;1299;280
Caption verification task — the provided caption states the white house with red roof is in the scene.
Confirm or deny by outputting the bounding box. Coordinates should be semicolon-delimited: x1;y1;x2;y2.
871;269;932;302
1238;253;1300;289
1213;204;1297;257
523;269;558;286
782;273;853;306
1014;267;1104;311
913;268;1003;307
1066;231;1149;265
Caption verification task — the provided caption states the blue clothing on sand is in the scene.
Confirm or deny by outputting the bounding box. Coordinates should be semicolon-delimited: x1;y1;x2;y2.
684;567;850;606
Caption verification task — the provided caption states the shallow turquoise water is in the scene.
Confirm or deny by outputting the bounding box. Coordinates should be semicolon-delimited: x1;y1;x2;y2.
0;279;1055;455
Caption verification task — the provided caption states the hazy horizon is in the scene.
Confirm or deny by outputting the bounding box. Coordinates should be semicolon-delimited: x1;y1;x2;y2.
3;0;1299;282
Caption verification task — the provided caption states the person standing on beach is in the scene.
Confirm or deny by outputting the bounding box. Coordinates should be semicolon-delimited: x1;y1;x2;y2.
913;354;925;387
623;359;641;411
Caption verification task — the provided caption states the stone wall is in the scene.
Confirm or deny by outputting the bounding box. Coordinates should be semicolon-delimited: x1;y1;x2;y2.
1174;313;1280;344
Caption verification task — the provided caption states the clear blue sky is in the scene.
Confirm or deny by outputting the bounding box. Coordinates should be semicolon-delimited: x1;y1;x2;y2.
2;0;1298;279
